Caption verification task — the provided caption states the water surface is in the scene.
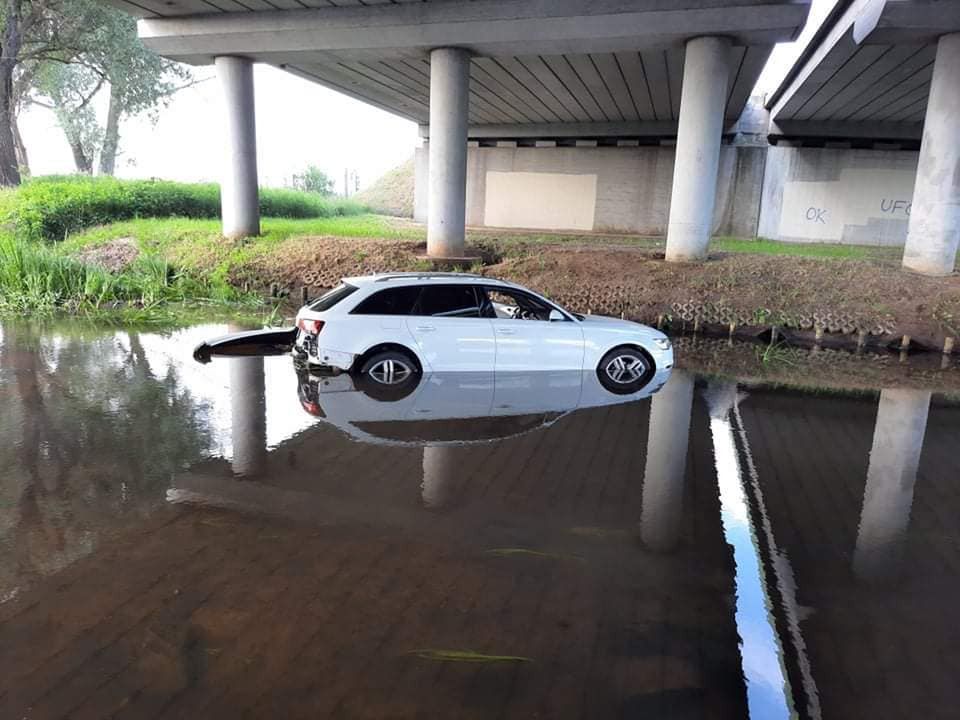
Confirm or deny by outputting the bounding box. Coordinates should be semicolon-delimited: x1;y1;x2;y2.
1;322;958;719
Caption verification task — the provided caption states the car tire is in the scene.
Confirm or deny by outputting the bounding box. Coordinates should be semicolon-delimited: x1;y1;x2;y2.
355;349;421;401
596;346;655;395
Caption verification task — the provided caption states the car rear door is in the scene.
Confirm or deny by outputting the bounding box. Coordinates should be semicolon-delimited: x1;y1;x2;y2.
405;285;496;372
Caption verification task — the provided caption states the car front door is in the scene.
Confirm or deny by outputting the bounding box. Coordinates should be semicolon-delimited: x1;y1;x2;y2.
480;286;586;372
405;285;496;372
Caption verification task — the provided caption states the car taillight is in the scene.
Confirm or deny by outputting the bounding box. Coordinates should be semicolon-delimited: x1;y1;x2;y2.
297;318;324;335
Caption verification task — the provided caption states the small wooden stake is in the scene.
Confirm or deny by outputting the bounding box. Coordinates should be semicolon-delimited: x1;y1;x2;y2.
814;324;824;344
856;329;867;351
770;325;779;344
270;282;278;298
656;314;664;329
900;334;911;351
693;317;700;333
944;336;955;355
301;286;309;305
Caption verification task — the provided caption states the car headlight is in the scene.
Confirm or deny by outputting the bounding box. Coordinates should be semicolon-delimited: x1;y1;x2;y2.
653;337;672;351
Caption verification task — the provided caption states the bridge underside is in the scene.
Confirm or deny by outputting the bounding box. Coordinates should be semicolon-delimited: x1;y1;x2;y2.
767;0;960;274
105;0;810;261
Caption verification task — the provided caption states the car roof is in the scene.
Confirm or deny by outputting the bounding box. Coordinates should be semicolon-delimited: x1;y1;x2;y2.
342;272;515;288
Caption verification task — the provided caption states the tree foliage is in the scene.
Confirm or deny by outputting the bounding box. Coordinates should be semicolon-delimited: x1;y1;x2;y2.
290;165;336;196
30;0;193;176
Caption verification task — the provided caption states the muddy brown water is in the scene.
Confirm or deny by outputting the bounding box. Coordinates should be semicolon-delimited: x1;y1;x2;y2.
1;321;958;720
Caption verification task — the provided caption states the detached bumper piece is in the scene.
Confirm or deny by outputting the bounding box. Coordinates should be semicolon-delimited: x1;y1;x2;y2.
193;327;297;364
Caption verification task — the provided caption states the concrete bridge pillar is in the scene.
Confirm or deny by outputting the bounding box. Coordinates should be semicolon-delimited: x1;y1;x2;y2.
665;36;732;262
902;33;960;276
641;370;695;551
216;56;260;239
427;47;471;259
853;389;931;582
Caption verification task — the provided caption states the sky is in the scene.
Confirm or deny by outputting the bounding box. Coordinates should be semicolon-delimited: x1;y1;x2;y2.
20;0;833;193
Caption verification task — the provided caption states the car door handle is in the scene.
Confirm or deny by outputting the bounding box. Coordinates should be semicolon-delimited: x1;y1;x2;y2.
496;328;518;335
415;324;436;332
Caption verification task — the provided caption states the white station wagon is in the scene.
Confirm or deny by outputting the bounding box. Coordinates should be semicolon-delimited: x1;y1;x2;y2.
293;273;673;394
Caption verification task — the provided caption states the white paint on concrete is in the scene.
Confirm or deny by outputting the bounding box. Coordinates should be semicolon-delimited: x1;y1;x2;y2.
903;33;960;276
216;56;260;239
427;47;471;258
778;167;916;243
666;36;732;261
758;146;920;245
416;144;766;237
483;171;597;231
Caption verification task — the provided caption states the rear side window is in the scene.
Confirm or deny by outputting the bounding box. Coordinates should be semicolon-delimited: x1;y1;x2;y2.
352;286;422;315
309;283;357;311
416;285;482;318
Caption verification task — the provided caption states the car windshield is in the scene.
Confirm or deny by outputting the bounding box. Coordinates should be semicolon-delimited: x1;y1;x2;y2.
308;283;357;311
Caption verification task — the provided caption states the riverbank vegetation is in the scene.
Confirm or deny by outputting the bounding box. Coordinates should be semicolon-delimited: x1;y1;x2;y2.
2;176;958;350
0;177;364;317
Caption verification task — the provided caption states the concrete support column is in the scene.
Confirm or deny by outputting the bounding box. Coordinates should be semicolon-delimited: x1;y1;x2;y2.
902;33;960;276
665;36;732;262
230;349;267;477
427;47;470;259
641;370;695;551
216;56;260;239
853;389;931;582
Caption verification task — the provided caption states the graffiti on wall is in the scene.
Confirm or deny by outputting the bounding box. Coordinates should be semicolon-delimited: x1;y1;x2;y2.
780;168;917;243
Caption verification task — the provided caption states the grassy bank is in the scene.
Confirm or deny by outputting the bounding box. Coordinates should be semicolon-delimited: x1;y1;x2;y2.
0;177;367;318
2;189;958;349
11;176;366;243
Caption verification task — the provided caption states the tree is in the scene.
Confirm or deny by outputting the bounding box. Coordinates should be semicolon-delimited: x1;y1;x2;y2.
0;0;102;183
30;0;194;176
291;165;335;196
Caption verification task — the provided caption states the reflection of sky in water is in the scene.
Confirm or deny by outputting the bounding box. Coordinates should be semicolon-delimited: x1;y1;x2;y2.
135;324;316;462
711;415;792;720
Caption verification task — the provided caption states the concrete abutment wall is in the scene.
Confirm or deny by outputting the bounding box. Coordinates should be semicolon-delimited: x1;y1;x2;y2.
415;144;766;239
415;142;935;248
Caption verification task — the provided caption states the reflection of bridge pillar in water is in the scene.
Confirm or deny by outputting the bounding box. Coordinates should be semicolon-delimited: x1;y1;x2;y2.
853;389;931;582
230;353;267;477
641;370;695;551
421;444;459;509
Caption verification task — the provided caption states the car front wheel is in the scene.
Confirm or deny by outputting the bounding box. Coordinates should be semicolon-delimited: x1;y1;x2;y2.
597;346;655;394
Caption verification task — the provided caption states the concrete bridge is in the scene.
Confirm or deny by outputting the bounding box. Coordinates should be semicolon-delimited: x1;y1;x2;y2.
108;0;959;275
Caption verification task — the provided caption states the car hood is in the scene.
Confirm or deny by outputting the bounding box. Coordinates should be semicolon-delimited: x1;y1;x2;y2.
577;315;648;331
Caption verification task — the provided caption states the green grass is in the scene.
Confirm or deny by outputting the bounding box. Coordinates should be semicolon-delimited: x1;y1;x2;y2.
711;236;902;261
60;214;423;254
8;175;367;242
0;231;263;315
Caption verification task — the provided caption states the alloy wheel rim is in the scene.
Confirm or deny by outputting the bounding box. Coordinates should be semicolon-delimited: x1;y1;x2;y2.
368;358;413;385
604;354;647;384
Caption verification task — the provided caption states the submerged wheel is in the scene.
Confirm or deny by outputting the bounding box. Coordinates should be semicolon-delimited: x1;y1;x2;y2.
596;346;655;394
355;349;421;401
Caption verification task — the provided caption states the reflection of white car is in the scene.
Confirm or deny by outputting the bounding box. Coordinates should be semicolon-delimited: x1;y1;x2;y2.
296;367;671;446
294;273;673;394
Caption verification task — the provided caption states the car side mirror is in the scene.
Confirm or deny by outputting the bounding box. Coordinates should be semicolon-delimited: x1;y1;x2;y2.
548;309;565;322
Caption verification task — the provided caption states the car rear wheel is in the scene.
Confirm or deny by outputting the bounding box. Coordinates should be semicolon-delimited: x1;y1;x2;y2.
597;346;655;394
356;349;421;401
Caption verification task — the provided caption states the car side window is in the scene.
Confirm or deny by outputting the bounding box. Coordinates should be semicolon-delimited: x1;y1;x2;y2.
415;285;482;318
351;286;422;315
480;287;552;321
